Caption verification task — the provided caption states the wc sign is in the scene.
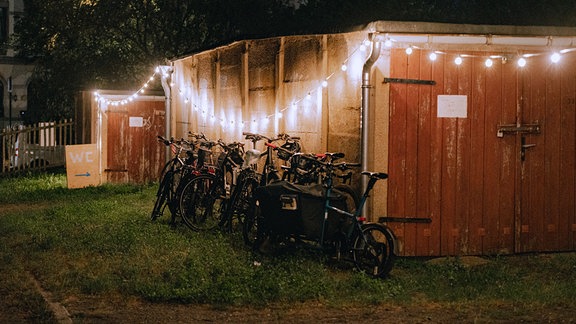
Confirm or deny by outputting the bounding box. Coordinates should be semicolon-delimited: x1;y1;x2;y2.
65;144;100;188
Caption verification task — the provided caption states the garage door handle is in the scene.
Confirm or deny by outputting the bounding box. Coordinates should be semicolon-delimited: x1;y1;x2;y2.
521;137;536;161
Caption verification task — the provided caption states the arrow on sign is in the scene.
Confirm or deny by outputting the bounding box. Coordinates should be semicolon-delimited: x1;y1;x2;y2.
75;172;91;177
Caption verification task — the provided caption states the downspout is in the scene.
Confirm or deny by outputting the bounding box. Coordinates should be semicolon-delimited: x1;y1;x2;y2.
159;65;173;163
361;34;382;200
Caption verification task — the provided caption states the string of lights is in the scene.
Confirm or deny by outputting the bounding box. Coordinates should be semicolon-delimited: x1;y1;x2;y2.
93;35;576;130
93;66;168;106
172;37;372;130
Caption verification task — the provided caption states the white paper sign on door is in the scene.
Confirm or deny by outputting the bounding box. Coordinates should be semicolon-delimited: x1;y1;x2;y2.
438;95;468;118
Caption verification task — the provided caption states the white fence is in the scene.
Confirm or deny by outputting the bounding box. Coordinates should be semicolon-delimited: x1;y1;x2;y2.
1;120;75;173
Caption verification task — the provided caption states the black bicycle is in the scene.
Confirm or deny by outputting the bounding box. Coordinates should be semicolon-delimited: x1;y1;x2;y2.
281;151;361;212
177;139;244;231
150;136;197;224
221;132;301;234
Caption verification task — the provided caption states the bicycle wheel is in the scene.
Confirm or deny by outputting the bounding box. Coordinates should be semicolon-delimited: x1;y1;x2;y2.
178;174;223;231
151;169;174;221
352;223;395;278
242;198;261;247
222;173;259;232
167;165;194;218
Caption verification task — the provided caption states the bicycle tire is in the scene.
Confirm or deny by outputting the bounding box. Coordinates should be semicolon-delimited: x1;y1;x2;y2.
233;175;259;243
222;172;259;232
151;168;174;221
178;174;223;231
242;198;261;247
151;157;184;221
352;223;395;278
166;165;193;218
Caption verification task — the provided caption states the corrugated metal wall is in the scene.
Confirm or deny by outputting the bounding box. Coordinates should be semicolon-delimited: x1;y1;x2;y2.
387;48;576;256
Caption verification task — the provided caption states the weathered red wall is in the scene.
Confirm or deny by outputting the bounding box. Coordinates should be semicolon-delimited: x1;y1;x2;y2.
387;48;576;256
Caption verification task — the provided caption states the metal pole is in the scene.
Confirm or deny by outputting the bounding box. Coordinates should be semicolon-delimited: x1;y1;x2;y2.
360;34;382;216
159;65;173;163
8;76;12;128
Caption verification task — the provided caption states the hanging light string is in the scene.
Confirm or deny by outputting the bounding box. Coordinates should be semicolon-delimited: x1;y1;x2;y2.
395;39;576;67
93;66;167;105
172;38;372;129
94;36;576;122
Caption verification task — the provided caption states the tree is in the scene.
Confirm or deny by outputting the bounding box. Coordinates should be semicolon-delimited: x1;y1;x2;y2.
14;0;300;122
14;0;576;122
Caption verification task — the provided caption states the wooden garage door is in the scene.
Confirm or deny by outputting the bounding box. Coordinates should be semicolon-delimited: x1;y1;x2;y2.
106;100;166;184
387;48;576;256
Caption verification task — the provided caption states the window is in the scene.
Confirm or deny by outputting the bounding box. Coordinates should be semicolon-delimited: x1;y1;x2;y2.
0;6;7;47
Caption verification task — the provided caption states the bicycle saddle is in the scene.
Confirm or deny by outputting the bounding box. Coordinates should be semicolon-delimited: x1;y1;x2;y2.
361;171;388;179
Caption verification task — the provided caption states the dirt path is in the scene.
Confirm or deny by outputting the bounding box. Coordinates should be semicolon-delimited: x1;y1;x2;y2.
28;292;575;323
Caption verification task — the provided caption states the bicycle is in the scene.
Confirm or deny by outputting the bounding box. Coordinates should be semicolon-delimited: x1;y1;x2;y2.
221;132;301;233
150;136;197;224
248;152;396;278
280;151;361;212
177;138;244;231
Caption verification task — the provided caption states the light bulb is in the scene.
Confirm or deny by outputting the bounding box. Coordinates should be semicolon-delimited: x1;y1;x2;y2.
454;56;463;65
405;47;413;55
517;57;527;67
429;53;437;61
485;58;493;67
551;52;561;63
341;64;347;71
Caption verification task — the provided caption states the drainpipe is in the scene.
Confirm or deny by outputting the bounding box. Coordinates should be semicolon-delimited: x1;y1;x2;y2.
361;34;382;205
159;65;173;163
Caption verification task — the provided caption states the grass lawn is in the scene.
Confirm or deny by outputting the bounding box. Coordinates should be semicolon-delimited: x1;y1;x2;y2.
1;171;575;322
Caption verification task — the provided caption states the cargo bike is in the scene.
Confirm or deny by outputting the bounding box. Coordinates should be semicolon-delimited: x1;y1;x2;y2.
244;152;396;278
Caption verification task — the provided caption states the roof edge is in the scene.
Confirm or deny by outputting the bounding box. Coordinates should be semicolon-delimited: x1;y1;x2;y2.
360;20;576;37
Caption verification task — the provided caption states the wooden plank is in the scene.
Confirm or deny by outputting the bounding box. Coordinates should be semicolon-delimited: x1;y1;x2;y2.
416;50;437;256
403;47;421;256
521;54;547;252
429;52;445;256
544;60;562;251
440;52;459;256
482;55;505;254
468;52;487;254
559;54;576;251
106;109;128;183
388;48;409;254
499;56;517;254
455;52;472;254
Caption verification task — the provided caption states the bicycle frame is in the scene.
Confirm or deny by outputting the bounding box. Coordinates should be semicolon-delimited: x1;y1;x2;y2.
319;170;381;246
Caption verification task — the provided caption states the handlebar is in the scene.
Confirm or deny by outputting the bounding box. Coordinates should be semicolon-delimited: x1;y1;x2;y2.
157;135;193;147
218;139;245;152
188;131;207;141
243;132;270;143
243;132;300;143
157;135;197;156
299;152;360;171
